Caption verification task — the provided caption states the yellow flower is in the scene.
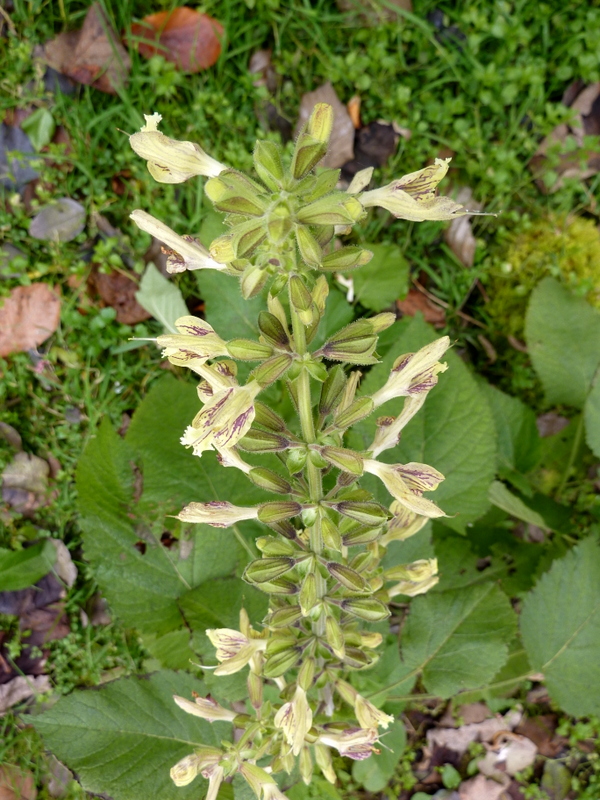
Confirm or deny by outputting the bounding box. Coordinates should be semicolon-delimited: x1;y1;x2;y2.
274;686;313;756
130;113;225;183
363;459;446;518
206;627;267;675
177;501;259;528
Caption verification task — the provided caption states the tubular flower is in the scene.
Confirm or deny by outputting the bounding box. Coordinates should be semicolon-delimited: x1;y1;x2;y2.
169;746;222;788
359;158;482;222
317;726;380;760
371;337;451;409
130;210;225;273
173;694;237;723
180;381;261;456
203;763;225;800
363;459;446;518
336;679;394;730
177;501;259;528
206;627;267;675
156;315;228;363
129;113;226;183
381;503;429;545
274;685;313;756
386;558;439;598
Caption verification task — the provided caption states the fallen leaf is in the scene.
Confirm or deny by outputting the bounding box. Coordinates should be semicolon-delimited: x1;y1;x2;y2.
29;197;85;242
41;3;131;94
514;715;567;758
43;755;73;800
0;244;27;278
0;765;37;800
0;123;38;190
457;702;492;725
397;289;445;327
296;82;354;169
459;774;507;800
427;710;521;757
444;187;481;268
0;423;22;451
0;675;51;715
530;81;600;193
131;7;223;72
347;95;361;129
478;733;537;778
337;0;413;25
536;412;570;438
0;284;60;358
49;539;77;588
341;120;399;180
135;262;188;331
88;267;151;325
2;452;50;513
249;49;277;92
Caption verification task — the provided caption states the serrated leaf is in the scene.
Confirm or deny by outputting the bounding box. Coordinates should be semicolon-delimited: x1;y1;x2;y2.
34;671;225;800
455;642;532;705
136;262;188;333
525;278;600;408
352;718;406;792
353;243;409;312
480;382;541;474
21;108;55;151
354;316;497;531
0;540;56;591
584;375;600;458
521;536;600;716
400;583;517;697
180;577;267;633
311;287;354;349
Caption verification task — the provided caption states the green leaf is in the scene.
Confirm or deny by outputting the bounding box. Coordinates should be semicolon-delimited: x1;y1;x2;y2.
488;481;548;530
455;642;532;705
351;637;415;707
525;278;600;408
198;209;227;248
311;286;354;349
355;316;497;531
584;375;600;458
480;382;541;474
353;243;409;312
521;536;600;716
432;531;508;591
0;541;56;591
401;583;517;697
136;263;188;333
195;269;265;340
180;577;267;634
21;108;55;151
352;718;406;792
34;671;225;800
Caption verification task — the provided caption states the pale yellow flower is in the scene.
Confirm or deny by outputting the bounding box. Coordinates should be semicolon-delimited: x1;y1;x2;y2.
274;686;313;756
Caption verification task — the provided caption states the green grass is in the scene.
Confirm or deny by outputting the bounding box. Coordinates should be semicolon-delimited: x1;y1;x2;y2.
1;0;600;794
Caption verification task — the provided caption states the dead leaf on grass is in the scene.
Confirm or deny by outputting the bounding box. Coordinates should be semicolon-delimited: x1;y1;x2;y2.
514;715;567;758
41;2;131;94
427;709;522;757
0;423;22;451
43;755;73;800
88;267;151;325
0;765;37;800
0;284;60;358
530;81;600;193
458;774;507;800
397;289;446;327
0;675;51;715
536;412;570;438
341;120;400;180
296;82;355;169
131;6;223;72
49;539;77;588
0;123;39;190
478;732;537;779
2;452;50;514
30;197;85;242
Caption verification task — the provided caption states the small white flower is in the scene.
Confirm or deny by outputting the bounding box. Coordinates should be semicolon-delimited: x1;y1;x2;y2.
317;726;380;760
371;337;450;410
274;686;313;756
363;459;445;518
206;627;267;676
177;500;259;528
169;746;222;788
173;694;237;723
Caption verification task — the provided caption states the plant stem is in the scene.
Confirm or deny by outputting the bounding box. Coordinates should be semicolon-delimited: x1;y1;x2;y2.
556;412;584;500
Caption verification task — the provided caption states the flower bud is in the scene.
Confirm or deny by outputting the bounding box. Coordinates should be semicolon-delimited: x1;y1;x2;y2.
295;226;323;268
302;168;341;202
286;447;308;474
315;743;337;784
173;694;237;723
333;396;375;429
341;596;390;622
268;519;298;539
298;656;315;691
250;353;293;387
305;360;328;382
300;746;313;785
299;572;318;616
308;450;329;469
210;218;267;263
248;670;263;710
205;172;267;216
267;205;293;243
263;645;302;678
254;400;288;432
227;339;274;360
289;275;314;325
320;246;373;273
297;194;363;226
319;366;347;419
330;500;391;526
370;312;396;333
256;535;296;556
254;140;285;190
239;429;290;452
130;113;225;183
241;263;269;299
321;319;380;365
313;224;335;247
325;614;345;659
342;526;382;546
170;754;202;787
268;605;303;627
321;516;342;551
349;551;374;573
320;446;364;475
327;562;369;592
258;576;299;594
291;133;328;180
347;166;374;194
249;467;293;495
343;646;376;669
258;311;290;349
257;500;302;524
244;557;295;584
360;632;383;649
307;102;334;144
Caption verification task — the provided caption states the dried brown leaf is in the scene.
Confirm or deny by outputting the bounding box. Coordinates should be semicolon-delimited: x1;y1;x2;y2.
88;267;151;325
131;6;223;72
49;539;77;588
396;289;445;327
42;3;131;94
459;774;507;800
0;675;51;715
296;82;354;169
2;452;50;513
29;198;85;242
0;766;37;800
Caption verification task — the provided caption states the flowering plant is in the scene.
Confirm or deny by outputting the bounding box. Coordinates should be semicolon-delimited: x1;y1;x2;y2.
126;104;470;795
